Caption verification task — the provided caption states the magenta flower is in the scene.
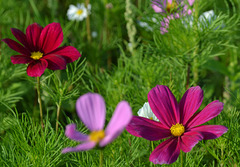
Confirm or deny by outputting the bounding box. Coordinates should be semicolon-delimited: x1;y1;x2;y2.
2;22;81;77
126;85;228;164
62;93;132;153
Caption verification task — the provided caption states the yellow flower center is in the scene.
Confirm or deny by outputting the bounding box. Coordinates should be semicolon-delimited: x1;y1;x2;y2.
76;9;83;15
166;1;177;13
170;123;185;137
30;51;43;60
149;117;153;120
89;130;105;143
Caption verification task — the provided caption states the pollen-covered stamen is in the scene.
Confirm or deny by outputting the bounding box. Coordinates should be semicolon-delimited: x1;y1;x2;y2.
89;130;105;143
170;123;185;137
76;9;83;15
30;51;43;60
166;1;177;13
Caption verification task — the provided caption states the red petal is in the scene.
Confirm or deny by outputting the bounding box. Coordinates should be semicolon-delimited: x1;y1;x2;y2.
190;125;228;140
26;59;48;77
11;28;30;50
11;55;33;64
149;137;180;164
43;54;67;70
186;101;224;128
39;22;63;54
179;86;203;125
26;23;43;51
180;131;203;153
148;85;179;128
2;38;30;56
126;116;171;141
46;46;81;63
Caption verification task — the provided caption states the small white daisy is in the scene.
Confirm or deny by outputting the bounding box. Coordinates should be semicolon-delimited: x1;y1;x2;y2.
137;102;159;121
67;3;91;21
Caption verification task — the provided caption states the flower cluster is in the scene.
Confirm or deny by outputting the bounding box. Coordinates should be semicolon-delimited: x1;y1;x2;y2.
152;0;195;34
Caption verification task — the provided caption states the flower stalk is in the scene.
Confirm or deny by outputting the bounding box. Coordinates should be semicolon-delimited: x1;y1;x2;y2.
99;149;103;167
37;77;44;129
85;0;91;42
56;99;62;132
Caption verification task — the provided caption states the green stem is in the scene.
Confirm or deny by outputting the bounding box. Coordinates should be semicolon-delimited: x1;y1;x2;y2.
85;0;91;42
150;141;155;167
56;99;62;132
37;77;44;129
181;150;183;167
99;149;103;167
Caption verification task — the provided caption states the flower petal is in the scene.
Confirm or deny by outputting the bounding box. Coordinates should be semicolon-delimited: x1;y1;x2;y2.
190;125;228;140
126;116;171;140
188;0;195;6
76;93;106;131
26;23;43;51
149;137;180;164
65;124;89;142
11;28;30;50
2;38;30;56
186;101;224;128
180;131;203;153
39;22;63;54
26;59;48;77
11;55;33;64
43;54;67;70
46;46;81;63
179;86;203;125
148;85;179;128
99;101;132;147
62;141;96;153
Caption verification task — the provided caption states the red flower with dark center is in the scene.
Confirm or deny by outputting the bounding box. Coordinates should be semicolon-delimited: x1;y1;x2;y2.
2;22;81;77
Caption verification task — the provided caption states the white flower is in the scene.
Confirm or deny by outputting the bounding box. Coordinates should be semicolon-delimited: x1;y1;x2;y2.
67;3;91;21
91;31;98;38
137;102;159;121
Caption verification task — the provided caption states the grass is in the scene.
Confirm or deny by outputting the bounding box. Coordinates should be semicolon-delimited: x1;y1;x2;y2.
1;0;240;166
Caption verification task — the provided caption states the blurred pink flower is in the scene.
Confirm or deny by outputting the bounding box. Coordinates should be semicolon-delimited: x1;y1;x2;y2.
152;0;195;34
2;23;81;77
62;93;132;153
127;85;228;164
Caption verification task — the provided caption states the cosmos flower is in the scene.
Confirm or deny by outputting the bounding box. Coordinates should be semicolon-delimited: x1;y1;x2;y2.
2;22;81;77
67;3;91;21
137;102;159;121
152;0;195;34
62;93;132;153
126;85;228;164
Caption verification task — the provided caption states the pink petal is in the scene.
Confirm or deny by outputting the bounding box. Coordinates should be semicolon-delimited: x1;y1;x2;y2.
148;85;179;128
99;101;132;147
65;124;89;142
152;4;163;13
62;141;96;153
188;0;195;6
11;55;33;64
190;125;228;140
126;116;171;140
26;23;43;51
76;93;106;131
186;101;224;128
2;38;30;56
11;28;30;50
43;54;67;70
149;137;180;164
179;86;203;125
180;131;203;153
46;46;81;63
39;22;63;54
26;59;48;77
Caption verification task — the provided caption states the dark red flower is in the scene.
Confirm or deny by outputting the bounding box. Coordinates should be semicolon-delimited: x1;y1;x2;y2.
2;22;81;77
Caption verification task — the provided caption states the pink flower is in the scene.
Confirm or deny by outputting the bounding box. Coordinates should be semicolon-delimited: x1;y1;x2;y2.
62;93;132;153
152;0;195;34
2;22;81;77
126;85;228;164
